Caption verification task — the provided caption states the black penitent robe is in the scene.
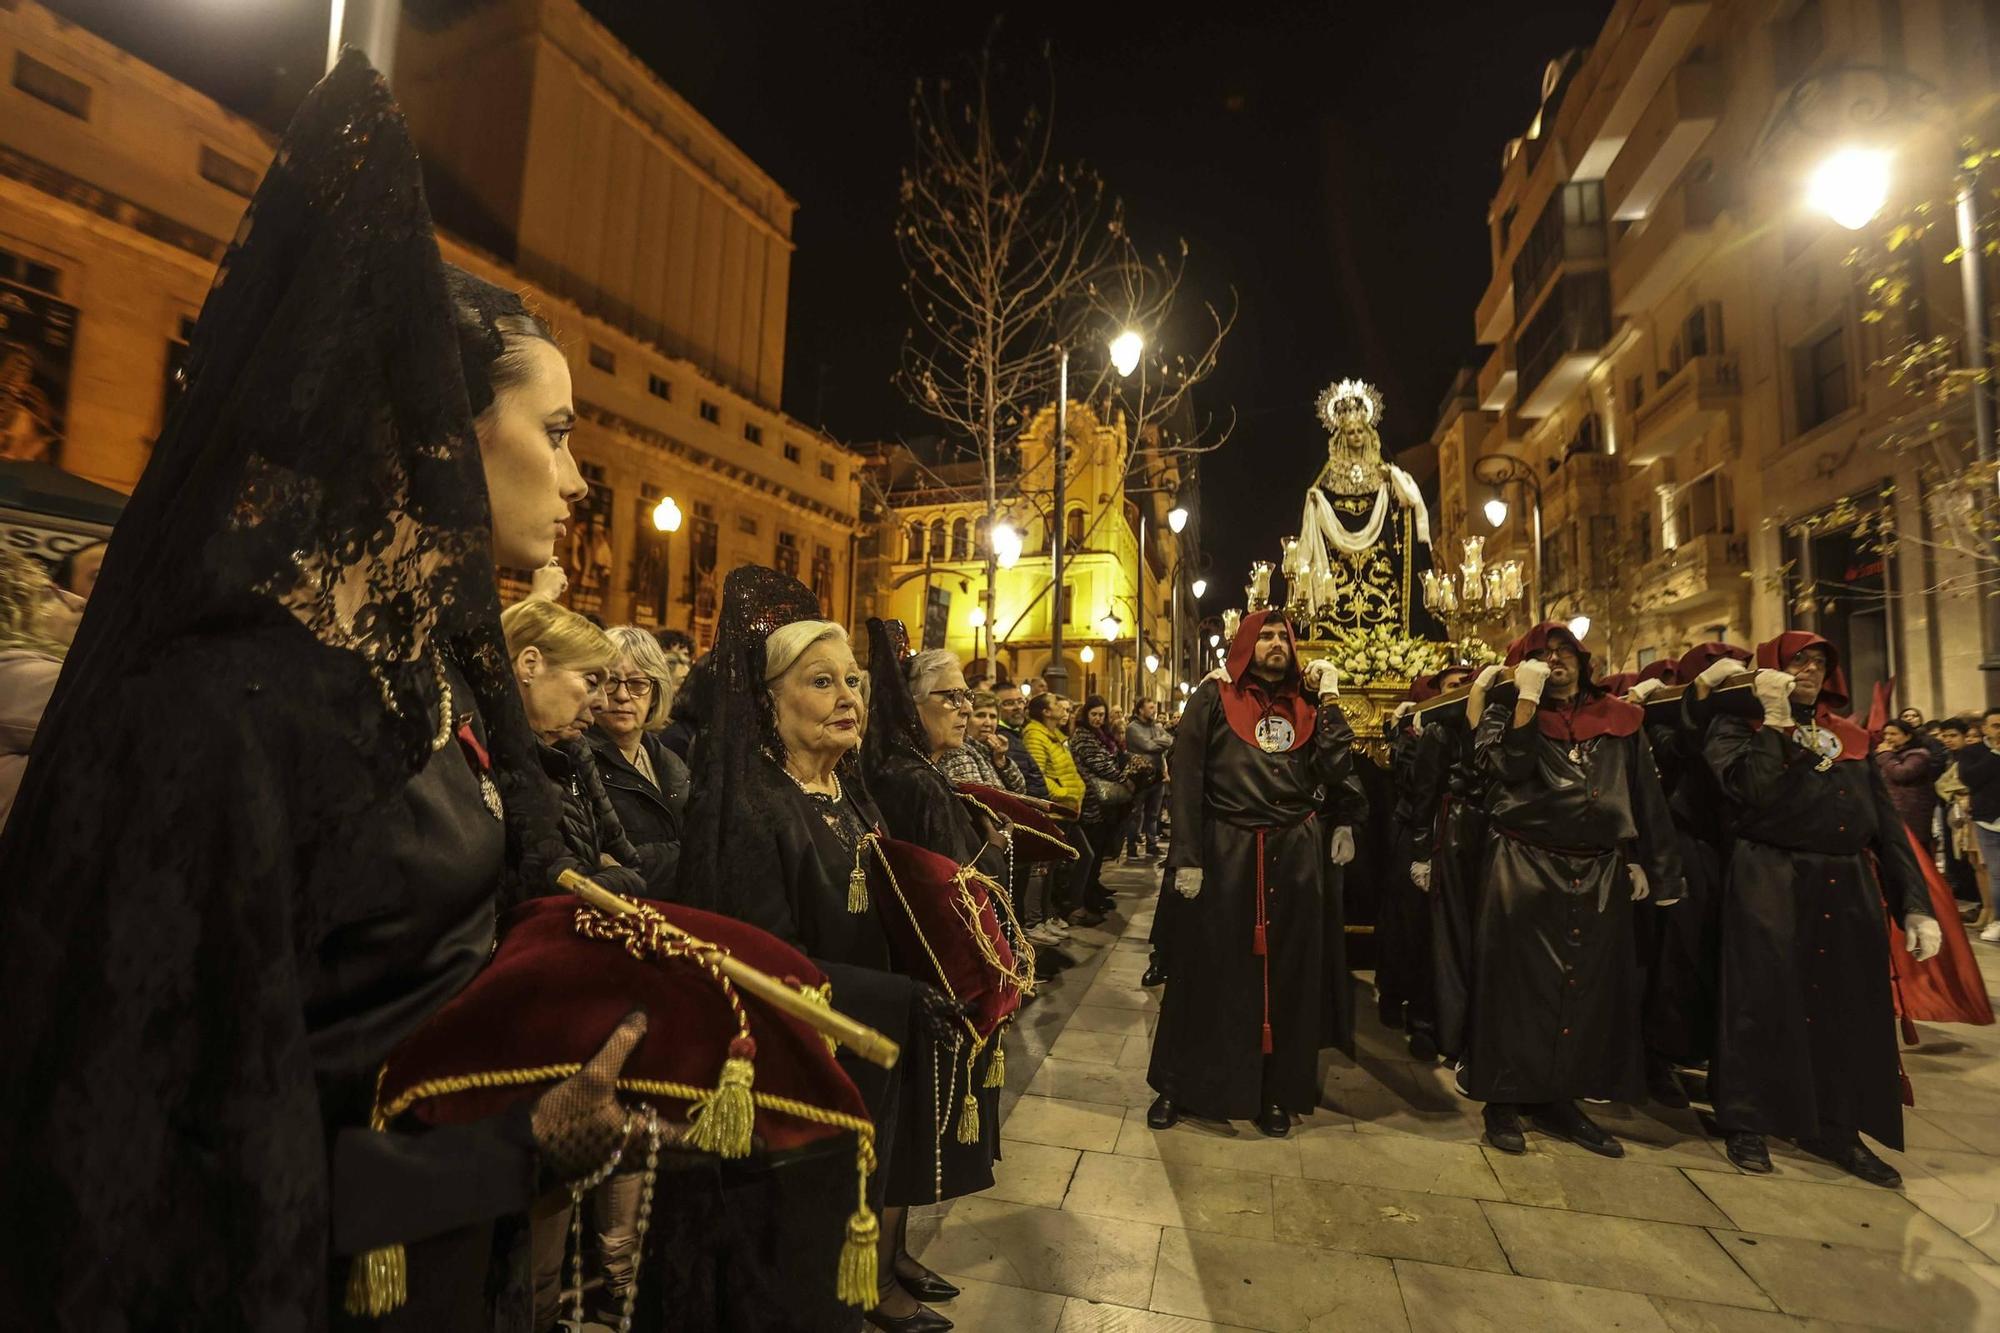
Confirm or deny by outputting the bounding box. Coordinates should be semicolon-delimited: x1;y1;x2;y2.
1466;698;1682;1106
1638;692;1734;1067
1419;719;1487;1062
1706;716;1932;1149
1378;721;1443;1034
1150;680;1357;1119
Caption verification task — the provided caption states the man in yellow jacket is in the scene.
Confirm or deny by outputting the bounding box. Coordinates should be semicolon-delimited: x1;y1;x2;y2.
1026;693;1090;921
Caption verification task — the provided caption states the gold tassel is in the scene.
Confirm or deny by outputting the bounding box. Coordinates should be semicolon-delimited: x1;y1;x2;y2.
837;1145;880;1307
685;1039;757;1159
984;1030;1006;1089
956;1088;981;1144
343;1244;407;1317
847;850;870;913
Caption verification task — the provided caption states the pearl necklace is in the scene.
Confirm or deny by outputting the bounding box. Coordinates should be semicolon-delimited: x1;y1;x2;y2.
430;653;454;753
783;763;841;802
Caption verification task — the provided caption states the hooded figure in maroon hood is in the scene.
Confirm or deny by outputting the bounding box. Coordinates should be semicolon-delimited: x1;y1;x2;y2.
1464;621;1683;1159
1149;611;1363;1137
1701;630;1936;1185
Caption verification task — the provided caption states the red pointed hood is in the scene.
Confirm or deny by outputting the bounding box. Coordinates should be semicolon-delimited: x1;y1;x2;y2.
1503;620;1640;742
1755;630;1868;760
1676;641;1750;682
1219;610;1316;752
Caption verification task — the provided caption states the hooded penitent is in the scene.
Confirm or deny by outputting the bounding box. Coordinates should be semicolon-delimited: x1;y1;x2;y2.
1753;630;1868;760
1503;620;1642;743
1220;609;1317;752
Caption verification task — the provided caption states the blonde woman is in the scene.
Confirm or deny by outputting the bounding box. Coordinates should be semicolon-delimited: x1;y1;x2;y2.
587;626;692;881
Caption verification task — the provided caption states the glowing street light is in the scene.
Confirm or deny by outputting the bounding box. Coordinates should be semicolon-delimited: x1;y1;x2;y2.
1178;681;1191;695
651;495;683;532
1807;146;1893;230
1167;505;1189;534
1144;652;1160;673
1208;633;1221;648
1190;577;1208;599
1080;645;1096;664
992;521;1022;569
967;605;987;628
1018;683;1032;698
1109;329;1144;377
1483;496;1509;528
1098;614;1122;641
1568;615;1593;641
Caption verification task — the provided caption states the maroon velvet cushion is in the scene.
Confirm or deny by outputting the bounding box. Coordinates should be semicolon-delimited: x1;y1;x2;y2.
953;782;1080;863
375;897;868;1152
867;835;1027;1041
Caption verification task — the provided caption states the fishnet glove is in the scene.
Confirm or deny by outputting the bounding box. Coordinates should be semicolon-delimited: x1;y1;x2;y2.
531;1010;648;1181
916;983;974;1046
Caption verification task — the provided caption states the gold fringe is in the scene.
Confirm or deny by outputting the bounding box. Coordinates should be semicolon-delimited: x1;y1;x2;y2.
837;1141;880;1307
343;1243;407;1317
684;1054;756;1158
847;848;871;913
956;1088;982;1144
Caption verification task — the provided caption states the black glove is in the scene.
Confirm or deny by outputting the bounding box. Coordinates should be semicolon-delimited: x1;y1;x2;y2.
586;864;649;901
530;1010;663;1181
916;983;973;1046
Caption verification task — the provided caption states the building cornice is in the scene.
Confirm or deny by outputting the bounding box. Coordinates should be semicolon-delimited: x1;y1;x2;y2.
0;144;224;264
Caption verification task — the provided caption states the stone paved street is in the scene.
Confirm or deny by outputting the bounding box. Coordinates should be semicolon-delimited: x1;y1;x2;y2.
910;861;2000;1332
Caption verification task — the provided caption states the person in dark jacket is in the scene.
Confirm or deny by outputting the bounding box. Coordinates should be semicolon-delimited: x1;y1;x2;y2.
1069;695;1128;917
660;652;713;763
1954;707;2000;940
589;625;692;892
1874;719;1940;851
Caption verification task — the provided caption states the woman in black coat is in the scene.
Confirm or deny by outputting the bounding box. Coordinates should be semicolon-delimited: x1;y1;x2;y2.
590;626;693;883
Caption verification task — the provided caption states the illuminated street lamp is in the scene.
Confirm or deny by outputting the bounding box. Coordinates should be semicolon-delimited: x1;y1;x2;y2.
1191;577;1208;599
1807;147;1893;231
1483;496;1509;528
1144;652;1160;674
992;521;1022;569
1167;504;1189;534
1080;645;1096;664
1109;329;1145;377
651;495;683;533
968;605;987;629
1473;454;1544;623
1050;328;1144;698
1567;615;1593;641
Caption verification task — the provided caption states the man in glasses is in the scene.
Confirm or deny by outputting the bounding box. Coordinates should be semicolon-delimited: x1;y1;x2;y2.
1465;621;1682;1160
1702;632;1939;1185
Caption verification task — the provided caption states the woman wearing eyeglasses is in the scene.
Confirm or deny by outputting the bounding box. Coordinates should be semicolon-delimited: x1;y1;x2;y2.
589;625;693;887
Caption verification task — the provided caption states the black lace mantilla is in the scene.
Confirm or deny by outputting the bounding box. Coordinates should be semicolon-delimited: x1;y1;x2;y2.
0;53;563;1327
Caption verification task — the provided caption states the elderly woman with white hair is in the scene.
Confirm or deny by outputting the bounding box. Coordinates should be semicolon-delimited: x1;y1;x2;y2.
589;625;693;882
678;568;963;1333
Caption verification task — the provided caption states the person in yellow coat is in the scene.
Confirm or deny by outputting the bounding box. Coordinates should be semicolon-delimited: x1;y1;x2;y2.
1025;694;1092;923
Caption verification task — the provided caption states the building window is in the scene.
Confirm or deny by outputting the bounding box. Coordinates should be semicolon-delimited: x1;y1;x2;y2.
744;422;764;445
737;514;759;536
13;53;91;120
699;400;721;424
0;246;62;296
782;442;802;463
694;500;715;520
1627;372;1646;412
1059;582;1075;627
1065;507;1085;550
774;530;800;578
197;146;259;198
588;343;616;373
811;544;835;614
906;522;925;561
818;459;836;480
929;518;947;558
974;515;991;557
647;373;671;400
950;518;970;560
1794;326;1849;433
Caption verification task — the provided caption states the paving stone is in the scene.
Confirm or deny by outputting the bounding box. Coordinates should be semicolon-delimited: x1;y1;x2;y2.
1710;1229;2000;1329
1003;1094;1130;1152
1690;1172;1987;1263
916;1196;1162;1307
1271;1175;1510;1272
1064;1150;1276;1240
1296;1129;1503;1199
1148;1227;1409;1332
1481;1201;1774;1309
1394;1258;1675;1332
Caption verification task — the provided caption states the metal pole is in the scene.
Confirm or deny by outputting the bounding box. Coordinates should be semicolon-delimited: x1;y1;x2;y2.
1135;513;1146;706
329;0;401;83
1170;564;1180;703
1047;348;1070;698
1527;475;1545;625
1954;176;2000;688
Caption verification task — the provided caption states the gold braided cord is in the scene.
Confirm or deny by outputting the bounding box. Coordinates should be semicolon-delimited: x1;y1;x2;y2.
865;840;978;1043
573;904;753;1045
956;792;1080;861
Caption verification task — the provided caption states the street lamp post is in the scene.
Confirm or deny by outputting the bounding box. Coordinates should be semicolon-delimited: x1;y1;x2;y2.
326;0;401;80
649;494;683;627
1047;328;1143;700
1473;453;1545;623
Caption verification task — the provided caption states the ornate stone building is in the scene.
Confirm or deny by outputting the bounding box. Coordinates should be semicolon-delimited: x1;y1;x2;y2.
0;0;861;641
1442;0;2000;714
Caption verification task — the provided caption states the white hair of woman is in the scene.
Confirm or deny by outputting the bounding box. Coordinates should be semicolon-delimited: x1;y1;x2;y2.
603;626;676;729
764;619;847;682
904;648;962;700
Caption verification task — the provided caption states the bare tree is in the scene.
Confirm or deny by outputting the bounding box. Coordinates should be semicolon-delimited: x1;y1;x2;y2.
895;38;1233;680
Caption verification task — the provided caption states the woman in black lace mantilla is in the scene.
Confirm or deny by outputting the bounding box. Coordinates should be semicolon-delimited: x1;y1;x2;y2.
0;56;658;1330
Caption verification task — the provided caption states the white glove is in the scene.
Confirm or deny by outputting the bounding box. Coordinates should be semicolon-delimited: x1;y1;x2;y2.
1628;678;1667;702
1329;826;1355;866
1753;670;1797;728
1628;864;1650;902
1174;868;1203;899
1303;659;1334;696
1696;657;1741;691
529;561;569;601
1392;701;1416;721
1202;665;1231;685
1474;664;1507;691
1411;861;1431;891
1514;659;1551;704
1905;913;1943;962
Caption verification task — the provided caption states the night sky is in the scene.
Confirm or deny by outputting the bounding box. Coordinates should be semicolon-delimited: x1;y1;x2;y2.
48;0;1609;594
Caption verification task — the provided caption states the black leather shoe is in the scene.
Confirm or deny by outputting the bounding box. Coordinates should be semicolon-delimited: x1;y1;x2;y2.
1531;1101;1624;1158
1140;955;1167;987
1407;1028;1440;1063
1146;1094;1179;1130
1725;1131;1772;1174
865;1306;953;1333
1482;1103;1526;1154
1647;1058;1690;1109
1802;1135;1903;1188
1256;1103;1291;1138
895;1261;961;1303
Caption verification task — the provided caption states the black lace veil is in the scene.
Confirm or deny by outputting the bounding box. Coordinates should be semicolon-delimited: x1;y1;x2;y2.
0;53;559;1322
678;564;838;909
861;618;928;777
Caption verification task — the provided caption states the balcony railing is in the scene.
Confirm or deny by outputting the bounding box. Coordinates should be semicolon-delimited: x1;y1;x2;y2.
1629;354;1740;465
1633;530;1749;614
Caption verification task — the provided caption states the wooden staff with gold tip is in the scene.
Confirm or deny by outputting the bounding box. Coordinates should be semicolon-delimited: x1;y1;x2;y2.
557;868;902;1070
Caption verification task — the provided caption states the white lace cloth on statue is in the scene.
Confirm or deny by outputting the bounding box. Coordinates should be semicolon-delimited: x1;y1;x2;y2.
1294;470;1432;617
